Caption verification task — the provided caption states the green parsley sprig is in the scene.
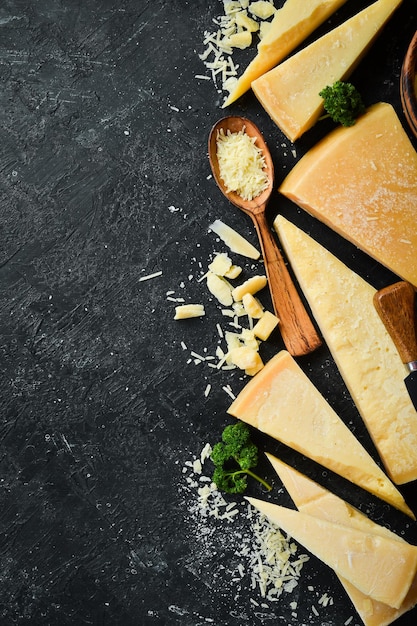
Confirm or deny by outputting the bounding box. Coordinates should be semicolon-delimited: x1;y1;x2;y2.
211;422;272;494
319;81;365;127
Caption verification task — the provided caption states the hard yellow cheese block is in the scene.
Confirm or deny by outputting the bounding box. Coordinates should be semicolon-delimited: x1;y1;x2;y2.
251;0;402;141
246;496;417;610
278;102;417;286
267;454;417;626
223;0;348;107
227;350;414;518
274;214;417;485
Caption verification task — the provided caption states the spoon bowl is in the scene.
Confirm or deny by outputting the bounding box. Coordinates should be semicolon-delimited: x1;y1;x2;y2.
208;116;321;357
208;116;274;214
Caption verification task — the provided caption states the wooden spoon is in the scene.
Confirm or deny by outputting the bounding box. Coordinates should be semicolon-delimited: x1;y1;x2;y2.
208;116;321;357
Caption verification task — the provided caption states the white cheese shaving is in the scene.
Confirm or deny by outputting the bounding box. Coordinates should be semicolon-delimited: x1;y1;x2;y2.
209;219;260;259
139;270;162;282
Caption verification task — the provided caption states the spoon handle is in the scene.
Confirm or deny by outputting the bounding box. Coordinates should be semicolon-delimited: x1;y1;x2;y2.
373;281;417;364
251;210;322;356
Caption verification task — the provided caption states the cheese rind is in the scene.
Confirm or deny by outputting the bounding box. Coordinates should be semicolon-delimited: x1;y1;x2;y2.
274;214;417;485
251;0;402;141
227;350;414;517
223;0;348;107
278;102;417;286
246;497;417;610
267;454;417;626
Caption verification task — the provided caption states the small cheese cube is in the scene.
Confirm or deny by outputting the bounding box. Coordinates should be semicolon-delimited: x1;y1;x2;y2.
223;30;252;49
253;310;279;340
228;346;264;375
208;252;233;276
174;304;205;320
242;292;264;318
232;275;267;302
249;1;276;19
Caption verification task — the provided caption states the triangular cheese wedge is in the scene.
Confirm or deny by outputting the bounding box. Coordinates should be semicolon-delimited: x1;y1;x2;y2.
223;0;348;107
246;498;417;609
228;350;414;518
266;454;417;626
274;214;417;486
278;102;417;287
251;0;402;141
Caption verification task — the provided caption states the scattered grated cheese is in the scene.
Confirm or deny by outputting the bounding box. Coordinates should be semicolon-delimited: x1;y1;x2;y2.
245;504;310;601
222;384;236;400
181;443;310;607
318;592;333;607
197;0;276;102
139;270;162;282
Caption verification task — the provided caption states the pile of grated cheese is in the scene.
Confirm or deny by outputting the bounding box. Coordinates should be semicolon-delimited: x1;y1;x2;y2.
216;127;269;200
244;503;310;601
181;444;311;605
197;0;276;99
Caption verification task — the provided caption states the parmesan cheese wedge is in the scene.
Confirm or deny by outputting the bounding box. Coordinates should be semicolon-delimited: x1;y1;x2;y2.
209;219;260;260
251;0;403;141
274;215;417;485
278;102;417;286
267;454;417;626
246;498;417;609
228;350;414;518
223;0;348;107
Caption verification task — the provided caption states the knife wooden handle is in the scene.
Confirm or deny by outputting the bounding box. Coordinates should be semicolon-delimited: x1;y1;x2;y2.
373;281;417;364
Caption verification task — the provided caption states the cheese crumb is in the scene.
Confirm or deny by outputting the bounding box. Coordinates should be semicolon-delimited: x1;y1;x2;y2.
174;304;205;319
139;270;162;282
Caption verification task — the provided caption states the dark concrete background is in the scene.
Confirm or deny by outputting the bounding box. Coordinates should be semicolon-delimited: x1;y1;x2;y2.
1;1;417;624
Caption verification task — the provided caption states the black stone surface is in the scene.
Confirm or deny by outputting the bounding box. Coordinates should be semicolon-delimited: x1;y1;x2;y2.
1;1;417;625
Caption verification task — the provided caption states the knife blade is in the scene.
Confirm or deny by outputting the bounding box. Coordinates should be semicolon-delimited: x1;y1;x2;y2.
373;281;417;411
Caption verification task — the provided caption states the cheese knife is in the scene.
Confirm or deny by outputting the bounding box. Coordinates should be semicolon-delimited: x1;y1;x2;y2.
373;281;417;411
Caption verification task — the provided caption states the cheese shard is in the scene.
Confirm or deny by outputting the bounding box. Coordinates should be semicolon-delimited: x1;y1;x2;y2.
274;215;417;485
223;0;348;107
228;350;414;518
278;103;417;286
267;454;417;626
251;0;403;141
209;219;260;260
246;498;417;609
